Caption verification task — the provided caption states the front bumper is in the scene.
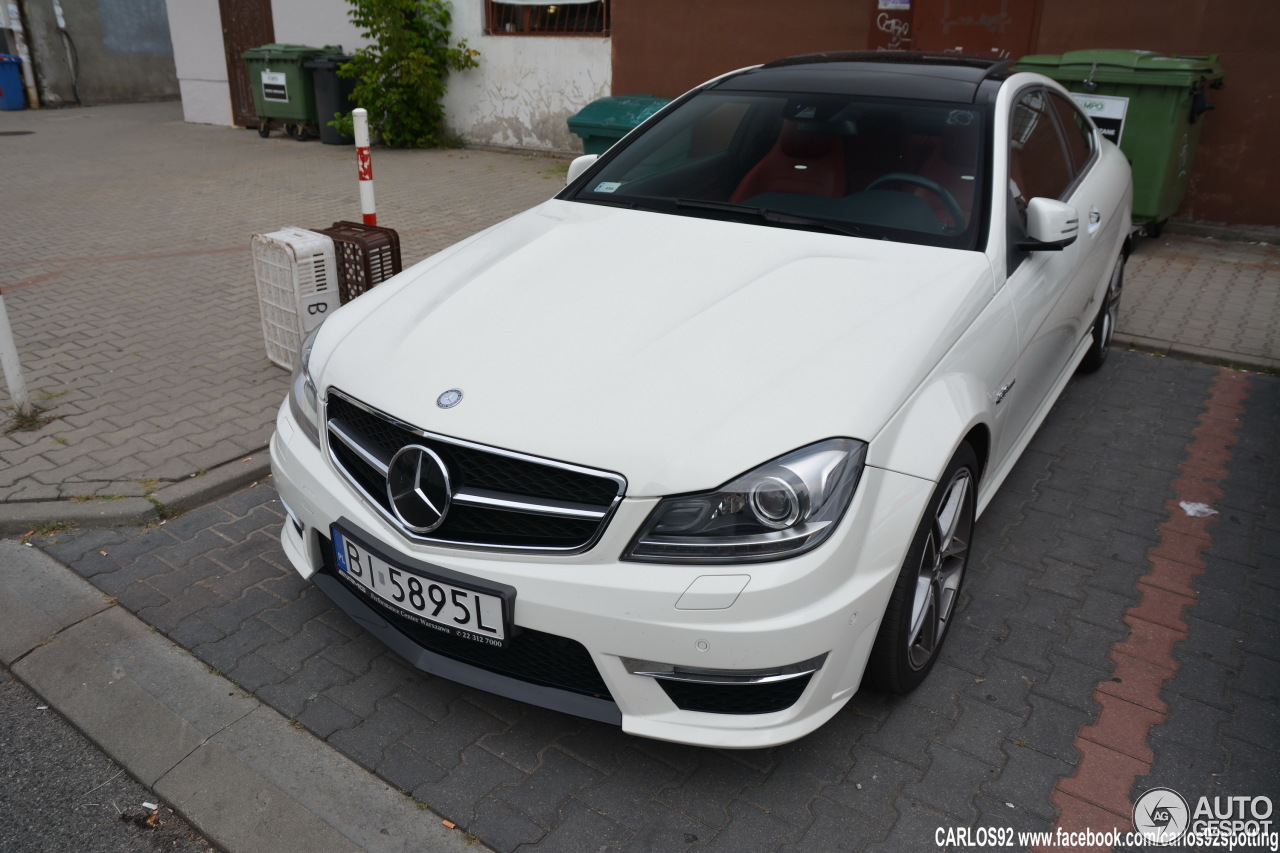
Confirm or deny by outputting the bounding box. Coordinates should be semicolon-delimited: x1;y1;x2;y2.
269;402;931;748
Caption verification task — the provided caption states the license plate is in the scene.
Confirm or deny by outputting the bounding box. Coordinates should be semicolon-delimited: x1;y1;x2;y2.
331;527;509;647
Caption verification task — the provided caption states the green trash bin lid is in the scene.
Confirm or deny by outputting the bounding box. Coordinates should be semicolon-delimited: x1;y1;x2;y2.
243;43;342;62
1017;50;1224;88
567;95;671;135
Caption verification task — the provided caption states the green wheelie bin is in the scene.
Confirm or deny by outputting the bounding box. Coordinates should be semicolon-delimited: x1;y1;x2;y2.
243;44;342;140
567;95;671;155
1016;50;1224;235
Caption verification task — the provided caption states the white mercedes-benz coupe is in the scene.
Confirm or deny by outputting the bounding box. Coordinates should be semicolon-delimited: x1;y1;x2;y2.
270;52;1132;748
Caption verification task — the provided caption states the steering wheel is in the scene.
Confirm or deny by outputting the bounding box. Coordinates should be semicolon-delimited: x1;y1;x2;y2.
865;172;966;231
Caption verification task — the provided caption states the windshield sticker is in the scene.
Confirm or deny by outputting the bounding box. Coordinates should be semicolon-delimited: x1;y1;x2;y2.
594;182;622;194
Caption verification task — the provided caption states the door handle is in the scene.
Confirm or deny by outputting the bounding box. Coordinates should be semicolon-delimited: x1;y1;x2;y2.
1088;208;1102;233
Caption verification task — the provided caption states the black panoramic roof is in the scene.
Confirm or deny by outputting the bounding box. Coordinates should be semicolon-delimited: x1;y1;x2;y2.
712;51;1013;104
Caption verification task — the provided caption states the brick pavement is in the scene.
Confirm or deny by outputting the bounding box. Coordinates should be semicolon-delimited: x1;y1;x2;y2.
1122;236;1280;372
0;101;569;514
3;101;1279;852
30;351;1278;852
2;101;1278;530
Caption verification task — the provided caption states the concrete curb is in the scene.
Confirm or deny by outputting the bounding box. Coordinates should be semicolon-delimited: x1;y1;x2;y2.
0;453;273;537
1113;333;1279;375
1165;218;1280;245
0;540;490;853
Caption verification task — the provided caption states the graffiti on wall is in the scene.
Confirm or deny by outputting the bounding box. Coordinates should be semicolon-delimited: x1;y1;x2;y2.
876;12;913;50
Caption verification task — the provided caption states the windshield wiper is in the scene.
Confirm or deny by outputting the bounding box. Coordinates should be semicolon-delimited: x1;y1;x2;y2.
675;198;877;239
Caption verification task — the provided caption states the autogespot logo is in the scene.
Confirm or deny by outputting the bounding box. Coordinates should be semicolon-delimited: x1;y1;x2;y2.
1134;787;1190;845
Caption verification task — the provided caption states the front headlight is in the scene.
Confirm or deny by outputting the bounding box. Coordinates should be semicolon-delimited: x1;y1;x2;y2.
623;438;867;563
287;324;323;445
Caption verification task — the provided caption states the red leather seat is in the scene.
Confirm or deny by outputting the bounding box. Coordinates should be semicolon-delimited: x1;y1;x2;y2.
730;121;846;203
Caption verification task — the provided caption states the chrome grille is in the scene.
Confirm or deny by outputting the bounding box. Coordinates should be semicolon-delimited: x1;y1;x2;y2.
325;390;626;552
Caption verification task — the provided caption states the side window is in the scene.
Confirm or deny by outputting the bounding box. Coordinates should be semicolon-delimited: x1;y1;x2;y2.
1047;92;1095;177
1008;89;1073;209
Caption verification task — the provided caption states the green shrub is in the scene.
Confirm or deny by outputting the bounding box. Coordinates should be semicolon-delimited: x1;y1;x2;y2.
336;0;479;148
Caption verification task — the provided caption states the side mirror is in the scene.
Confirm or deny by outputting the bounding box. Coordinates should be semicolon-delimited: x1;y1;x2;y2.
566;154;598;186
1017;197;1078;251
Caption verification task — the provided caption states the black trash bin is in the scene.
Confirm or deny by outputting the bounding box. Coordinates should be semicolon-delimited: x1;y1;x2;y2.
305;54;357;145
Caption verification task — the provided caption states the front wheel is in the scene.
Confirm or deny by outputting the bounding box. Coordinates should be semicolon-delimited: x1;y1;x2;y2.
1078;252;1125;374
865;443;978;694
257;122;271;138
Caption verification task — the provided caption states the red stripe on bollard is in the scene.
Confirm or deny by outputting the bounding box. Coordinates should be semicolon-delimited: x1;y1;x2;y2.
353;108;377;226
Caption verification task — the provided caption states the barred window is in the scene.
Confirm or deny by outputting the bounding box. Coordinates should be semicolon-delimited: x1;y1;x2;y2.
484;0;610;36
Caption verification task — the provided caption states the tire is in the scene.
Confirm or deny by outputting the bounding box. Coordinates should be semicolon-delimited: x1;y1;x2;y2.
866;443;978;694
1078;252;1125;374
291;123;310;141
257;123;271;138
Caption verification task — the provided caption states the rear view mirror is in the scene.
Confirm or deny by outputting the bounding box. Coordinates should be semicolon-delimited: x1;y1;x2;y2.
1018;197;1078;251
566;154;599;186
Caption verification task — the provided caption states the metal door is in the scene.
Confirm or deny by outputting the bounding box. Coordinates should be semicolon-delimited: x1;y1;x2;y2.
219;0;275;127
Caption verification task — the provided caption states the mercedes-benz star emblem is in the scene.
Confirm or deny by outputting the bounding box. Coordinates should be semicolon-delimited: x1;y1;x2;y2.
437;389;463;409
386;445;452;533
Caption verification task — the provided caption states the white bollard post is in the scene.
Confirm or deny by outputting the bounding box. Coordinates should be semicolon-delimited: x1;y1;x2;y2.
354;108;377;226
0;288;31;415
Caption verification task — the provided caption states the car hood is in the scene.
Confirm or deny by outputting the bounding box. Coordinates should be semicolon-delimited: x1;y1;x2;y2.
315;200;993;496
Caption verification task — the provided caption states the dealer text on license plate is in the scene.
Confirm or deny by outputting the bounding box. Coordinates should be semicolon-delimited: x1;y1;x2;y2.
332;528;507;646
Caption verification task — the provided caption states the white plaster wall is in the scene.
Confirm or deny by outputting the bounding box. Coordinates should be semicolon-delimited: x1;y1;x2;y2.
443;2;611;153
165;0;229;125
166;0;368;127
166;0;607;147
271;0;369;54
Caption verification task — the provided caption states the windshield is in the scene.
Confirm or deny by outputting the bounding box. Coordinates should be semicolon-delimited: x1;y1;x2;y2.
564;90;988;250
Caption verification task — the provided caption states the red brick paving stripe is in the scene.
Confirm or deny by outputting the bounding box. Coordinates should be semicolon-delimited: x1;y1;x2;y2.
1041;369;1249;850
1096;650;1174;714
1112;615;1185;670
1058;737;1153;817
1078;691;1164;764
1129;583;1196;633
1140;554;1204;597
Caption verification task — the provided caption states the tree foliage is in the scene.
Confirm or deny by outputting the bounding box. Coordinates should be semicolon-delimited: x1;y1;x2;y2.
338;0;479;148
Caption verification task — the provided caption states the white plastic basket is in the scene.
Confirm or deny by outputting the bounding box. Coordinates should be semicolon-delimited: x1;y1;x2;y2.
252;227;338;369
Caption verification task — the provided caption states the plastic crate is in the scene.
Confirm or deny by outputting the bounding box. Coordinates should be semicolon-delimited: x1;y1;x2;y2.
252;227;338;369
320;221;403;303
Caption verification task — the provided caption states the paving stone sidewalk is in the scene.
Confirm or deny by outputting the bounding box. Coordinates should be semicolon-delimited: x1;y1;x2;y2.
3;101;1278;853
27;350;1278;852
2;101;1278;536
0;101;569;522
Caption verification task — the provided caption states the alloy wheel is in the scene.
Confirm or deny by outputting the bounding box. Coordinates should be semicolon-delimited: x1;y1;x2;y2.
906;467;974;670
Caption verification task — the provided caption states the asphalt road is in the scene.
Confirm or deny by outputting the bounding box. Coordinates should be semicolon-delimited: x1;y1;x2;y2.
0;663;220;853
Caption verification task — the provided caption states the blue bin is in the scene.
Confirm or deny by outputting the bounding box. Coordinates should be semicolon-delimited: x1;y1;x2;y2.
0;54;24;110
